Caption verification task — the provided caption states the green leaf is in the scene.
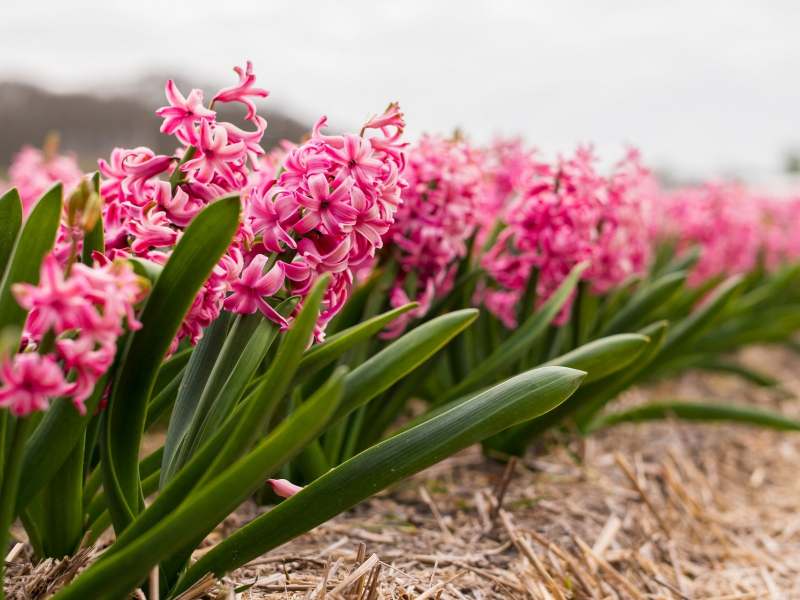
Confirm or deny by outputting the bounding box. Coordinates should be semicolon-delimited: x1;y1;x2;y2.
168;311;268;478
15;381;107;517
0;183;62;334
396;333;650;438
0;188;23;281
144;369;185;431
194;299;301;450
693;358;780;388
587;400;800;433
173;366;585;595
153;347;192;398
573;320;670;430
104;195;240;531
480;333;651;454
691;304;800;353
437;261;589;404
593;274;641;333
57;367;349;600
654;275;745;367
160;311;231;489
338;309;478;417
294;302;418;386
198;276;329;489
599;271;686;336
41;434;84;558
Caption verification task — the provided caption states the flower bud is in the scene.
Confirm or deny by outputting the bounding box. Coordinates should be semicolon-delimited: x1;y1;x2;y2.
81;191;103;233
67;177;103;233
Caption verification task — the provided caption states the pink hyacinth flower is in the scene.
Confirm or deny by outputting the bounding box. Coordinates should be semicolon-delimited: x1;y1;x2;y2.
223;255;288;326
156;79;216;145
212;61;269;121
0;352;69;416
267;478;304;499
325;134;384;189
181;120;246;187
294;173;358;236
12;254;95;336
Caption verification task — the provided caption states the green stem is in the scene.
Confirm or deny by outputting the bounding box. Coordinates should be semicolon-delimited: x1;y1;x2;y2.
0;416;32;599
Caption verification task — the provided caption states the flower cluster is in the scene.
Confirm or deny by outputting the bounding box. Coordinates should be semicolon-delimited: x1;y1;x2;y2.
243;104;407;341
97;62;269;350
4;139;84;216
652;183;762;287
0;254;147;416
382;135;484;337
757;195;800;271
481;146;652;328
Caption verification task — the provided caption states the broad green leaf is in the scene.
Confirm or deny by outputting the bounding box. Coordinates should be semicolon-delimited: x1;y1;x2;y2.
294;302;418;386
656;275;744;366
160;311;231;489
194;299;302;450
58;367;348;600
104;195;240;530
599;271;686;336
437;261;589;404
574;282;600;346
153;348;192;398
730;264;800;317
652;246;700;280
338;309;478;417
197;276;328;489
173;366;585;595
691;304;800;353
41;435;84;558
593;274;642;333
693;358;779;388
0;183;62;334
587;400;800;433
326;269;382;335
395;333;650;437
85;447;165;531
144;369;184;431
168;310;272;479
0;188;23;281
573;320;670;431
15;379;107;517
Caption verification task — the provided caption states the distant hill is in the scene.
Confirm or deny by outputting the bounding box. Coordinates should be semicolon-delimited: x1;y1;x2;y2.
0;81;310;171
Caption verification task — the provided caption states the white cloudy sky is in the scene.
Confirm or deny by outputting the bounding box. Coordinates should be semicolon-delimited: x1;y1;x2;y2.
2;0;800;179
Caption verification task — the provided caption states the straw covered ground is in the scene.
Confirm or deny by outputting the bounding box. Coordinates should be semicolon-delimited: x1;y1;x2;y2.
6;345;800;599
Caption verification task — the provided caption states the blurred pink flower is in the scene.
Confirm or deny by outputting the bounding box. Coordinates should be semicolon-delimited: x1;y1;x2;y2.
0;352;69;416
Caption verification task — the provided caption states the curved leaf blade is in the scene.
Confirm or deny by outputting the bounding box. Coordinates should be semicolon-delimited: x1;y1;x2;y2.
439;261;589;404
104;195;240;529
588;400;800;433
173;366;585;595
0;188;23;281
0;183;62;333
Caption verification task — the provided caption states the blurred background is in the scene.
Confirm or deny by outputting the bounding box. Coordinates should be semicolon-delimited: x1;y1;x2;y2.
1;0;800;187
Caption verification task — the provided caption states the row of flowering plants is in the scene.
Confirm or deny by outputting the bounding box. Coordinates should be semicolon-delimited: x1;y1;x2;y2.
315;137;800;465
2;61;800;599
0;65;588;600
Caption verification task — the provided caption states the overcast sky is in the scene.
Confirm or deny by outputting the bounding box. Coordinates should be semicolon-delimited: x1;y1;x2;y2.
2;0;800;180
